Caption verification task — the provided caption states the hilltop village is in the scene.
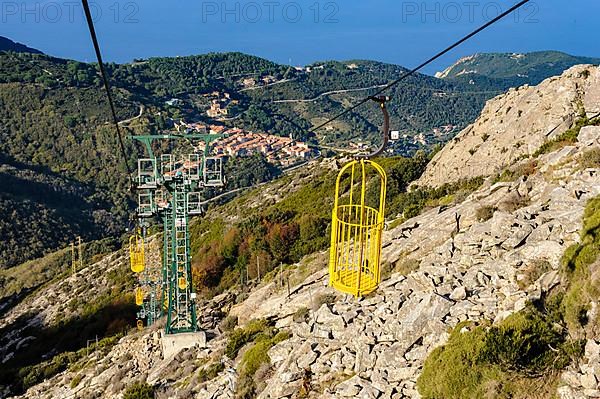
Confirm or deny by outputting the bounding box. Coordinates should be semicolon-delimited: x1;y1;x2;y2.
172;120;316;166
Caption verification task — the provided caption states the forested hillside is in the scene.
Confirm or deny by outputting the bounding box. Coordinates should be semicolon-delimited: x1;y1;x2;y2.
242;60;493;146
437;51;600;90
0;54;138;267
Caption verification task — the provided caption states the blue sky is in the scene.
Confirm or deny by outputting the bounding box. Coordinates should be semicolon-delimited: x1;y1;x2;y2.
2;0;599;74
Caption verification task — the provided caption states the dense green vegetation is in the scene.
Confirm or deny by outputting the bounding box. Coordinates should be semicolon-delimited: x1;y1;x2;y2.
0;155;128;268
118;53;290;98
418;195;600;399
417;308;582;399
248;59;491;145
224;155;281;189
123;381;155;399
225;319;272;359
0;53;139;267
224;318;291;398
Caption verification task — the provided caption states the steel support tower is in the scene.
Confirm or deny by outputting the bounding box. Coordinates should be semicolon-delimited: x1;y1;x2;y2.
131;133;224;334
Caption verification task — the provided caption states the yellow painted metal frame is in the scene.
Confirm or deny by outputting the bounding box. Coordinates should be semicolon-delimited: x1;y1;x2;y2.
329;159;387;297
135;287;145;306
129;234;145;273
178;277;188;290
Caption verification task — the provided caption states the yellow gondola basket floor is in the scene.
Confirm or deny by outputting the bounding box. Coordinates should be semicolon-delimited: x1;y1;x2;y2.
330;268;378;296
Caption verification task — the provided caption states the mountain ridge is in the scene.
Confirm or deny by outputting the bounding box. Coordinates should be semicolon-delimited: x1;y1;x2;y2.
0;36;42;55
436;50;600;90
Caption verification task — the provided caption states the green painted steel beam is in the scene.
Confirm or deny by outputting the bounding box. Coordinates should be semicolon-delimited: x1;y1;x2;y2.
130;131;224;335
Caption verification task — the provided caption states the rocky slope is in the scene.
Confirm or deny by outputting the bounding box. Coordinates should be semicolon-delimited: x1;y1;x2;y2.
2;66;600;399
231;127;600;399
418;65;600;188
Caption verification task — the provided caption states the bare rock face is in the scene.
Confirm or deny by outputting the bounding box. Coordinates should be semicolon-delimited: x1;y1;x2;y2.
417;65;600;188
579;126;600;147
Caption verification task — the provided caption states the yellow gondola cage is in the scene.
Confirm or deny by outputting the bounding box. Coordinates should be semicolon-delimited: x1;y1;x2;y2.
178;277;188;290
135;287;145;306
129;234;145;273
329;159;387;297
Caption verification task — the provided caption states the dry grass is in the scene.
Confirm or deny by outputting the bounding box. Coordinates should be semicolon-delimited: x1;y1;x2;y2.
395;258;421;276
517;260;552;290
579;147;600;169
476;206;497;222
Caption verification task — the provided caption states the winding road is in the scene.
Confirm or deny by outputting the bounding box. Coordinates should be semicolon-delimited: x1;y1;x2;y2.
118;105;145;126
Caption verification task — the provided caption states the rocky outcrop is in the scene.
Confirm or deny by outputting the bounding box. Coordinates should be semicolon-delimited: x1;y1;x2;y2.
417;65;600;188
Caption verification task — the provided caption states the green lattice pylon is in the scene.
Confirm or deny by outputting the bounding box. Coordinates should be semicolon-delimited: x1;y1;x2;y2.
130;132;224;335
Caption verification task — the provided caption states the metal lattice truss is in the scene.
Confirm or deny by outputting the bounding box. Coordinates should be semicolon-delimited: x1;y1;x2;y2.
130;133;225;334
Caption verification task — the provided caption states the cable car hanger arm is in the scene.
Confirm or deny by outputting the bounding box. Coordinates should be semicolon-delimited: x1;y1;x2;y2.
354;96;390;160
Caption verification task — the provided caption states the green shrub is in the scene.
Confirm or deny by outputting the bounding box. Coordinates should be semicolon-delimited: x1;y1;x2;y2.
123;381;154;399
534;117;592;157
493;160;537;183
18;351;78;389
220;315;238;332
225;319;270;359
476;206;496;222
479;311;573;374
403;203;422;219
70;374;83;388
389;176;484;221
418;308;582;399
197;362;225;383
582;196;600;237
236;328;291;398
418;321;493;399
293;307;310;323
240;339;271;378
426;194;454;208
